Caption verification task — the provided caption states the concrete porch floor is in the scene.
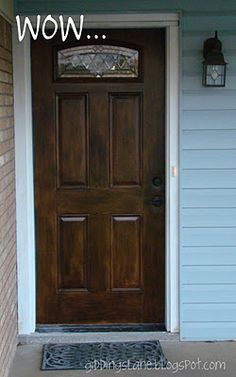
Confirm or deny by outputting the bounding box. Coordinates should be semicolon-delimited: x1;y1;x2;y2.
9;334;236;376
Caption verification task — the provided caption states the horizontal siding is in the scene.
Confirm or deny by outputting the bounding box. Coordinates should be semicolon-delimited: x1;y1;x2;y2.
182;170;236;189
182;228;236;247
182;303;236;322
183;129;236;149
181;322;236;341
182;209;236;227
182;150;236;168
183;110;236;130
183;16;236;31
181;12;236;340
183;92;236;110
14;0;236;15
183;33;236;51
182;188;236;208
182;266;236;284
182;249;236;266
182;285;236;302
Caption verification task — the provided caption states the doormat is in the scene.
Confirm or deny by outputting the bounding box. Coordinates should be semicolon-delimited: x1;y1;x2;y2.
41;340;167;371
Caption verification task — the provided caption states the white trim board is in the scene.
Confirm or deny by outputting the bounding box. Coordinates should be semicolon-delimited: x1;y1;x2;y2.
13;13;180;335
13;30;36;335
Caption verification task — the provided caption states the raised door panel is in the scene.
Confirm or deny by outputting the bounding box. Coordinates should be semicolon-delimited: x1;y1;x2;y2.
111;215;143;291
58;216;88;291
110;94;142;187
57;94;89;188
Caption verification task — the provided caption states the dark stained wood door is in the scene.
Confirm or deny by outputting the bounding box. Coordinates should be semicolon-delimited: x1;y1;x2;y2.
32;29;165;325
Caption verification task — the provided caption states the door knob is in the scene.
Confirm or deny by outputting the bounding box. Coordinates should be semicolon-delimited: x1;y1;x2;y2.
152;176;162;187
150;197;164;207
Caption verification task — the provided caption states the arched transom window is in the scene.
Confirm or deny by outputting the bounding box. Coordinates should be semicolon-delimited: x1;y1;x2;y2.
57;45;139;79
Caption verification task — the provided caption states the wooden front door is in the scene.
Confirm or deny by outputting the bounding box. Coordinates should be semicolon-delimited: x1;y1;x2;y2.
32;29;165;325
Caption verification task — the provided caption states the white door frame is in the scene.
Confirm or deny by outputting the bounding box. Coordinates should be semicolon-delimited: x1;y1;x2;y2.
13;13;180;335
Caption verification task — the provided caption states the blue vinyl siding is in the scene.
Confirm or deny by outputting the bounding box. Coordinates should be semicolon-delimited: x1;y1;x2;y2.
181;11;236;340
14;0;236;340
13;0;236;14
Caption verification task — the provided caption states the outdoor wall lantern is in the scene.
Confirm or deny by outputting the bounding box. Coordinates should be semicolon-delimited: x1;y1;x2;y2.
202;31;227;87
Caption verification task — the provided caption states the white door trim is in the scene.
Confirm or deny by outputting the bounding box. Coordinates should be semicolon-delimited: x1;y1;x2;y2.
13;13;180;335
13;29;36;335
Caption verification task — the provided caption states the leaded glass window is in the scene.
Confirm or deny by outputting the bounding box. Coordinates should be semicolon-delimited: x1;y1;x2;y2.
57;45;139;79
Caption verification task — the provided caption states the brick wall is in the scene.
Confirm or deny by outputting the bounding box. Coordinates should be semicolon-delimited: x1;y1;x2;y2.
0;14;17;377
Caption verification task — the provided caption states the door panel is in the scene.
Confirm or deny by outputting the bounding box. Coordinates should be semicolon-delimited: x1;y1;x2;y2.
111;215;142;291
57;94;89;188
59;216;89;291
32;29;165;325
110;93;142;187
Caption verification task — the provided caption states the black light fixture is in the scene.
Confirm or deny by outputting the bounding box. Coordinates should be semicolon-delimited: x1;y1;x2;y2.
202;31;227;87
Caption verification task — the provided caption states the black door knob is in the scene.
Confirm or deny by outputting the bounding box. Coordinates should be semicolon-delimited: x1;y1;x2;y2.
150;197;164;207
152;176;162;187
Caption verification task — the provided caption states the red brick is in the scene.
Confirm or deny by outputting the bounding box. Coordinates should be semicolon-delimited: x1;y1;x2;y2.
0;14;17;377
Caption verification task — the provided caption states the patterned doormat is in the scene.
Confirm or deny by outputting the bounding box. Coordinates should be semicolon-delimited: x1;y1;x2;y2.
41;340;167;371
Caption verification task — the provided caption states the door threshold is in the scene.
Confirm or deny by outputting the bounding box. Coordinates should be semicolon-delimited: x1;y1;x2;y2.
18;329;179;345
36;323;166;333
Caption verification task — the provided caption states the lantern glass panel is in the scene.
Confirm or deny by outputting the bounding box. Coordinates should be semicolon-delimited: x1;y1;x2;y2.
203;64;226;87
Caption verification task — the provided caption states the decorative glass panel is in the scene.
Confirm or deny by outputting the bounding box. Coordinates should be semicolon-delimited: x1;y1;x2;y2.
57;45;139;79
203;64;226;87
